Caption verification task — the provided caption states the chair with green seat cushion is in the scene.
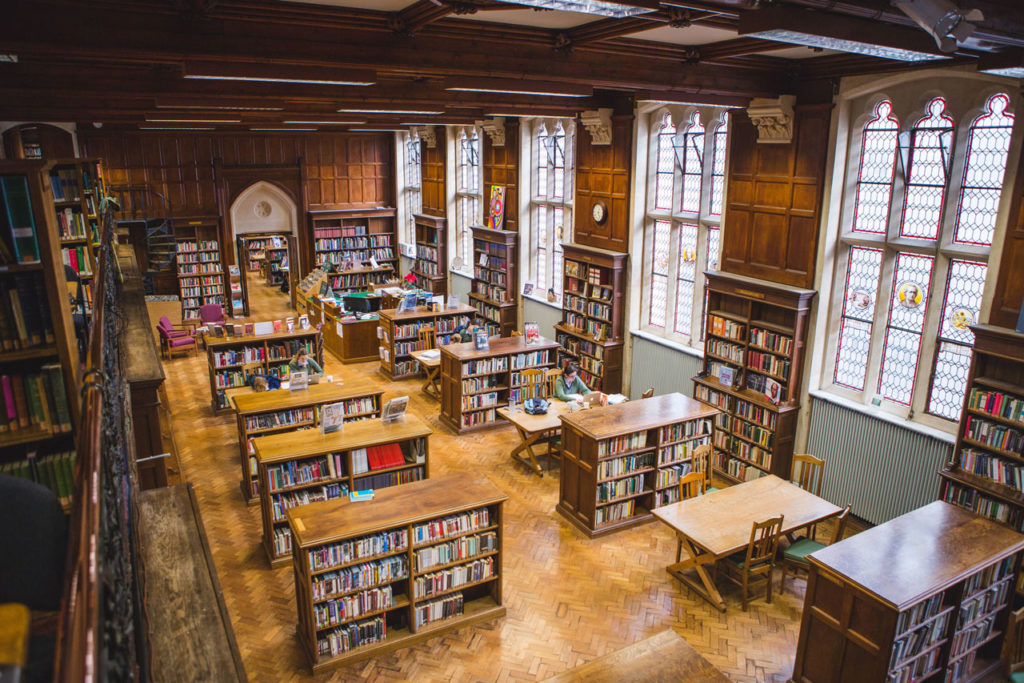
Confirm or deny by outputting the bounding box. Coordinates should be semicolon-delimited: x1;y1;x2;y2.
780;505;851;591
718;515;784;611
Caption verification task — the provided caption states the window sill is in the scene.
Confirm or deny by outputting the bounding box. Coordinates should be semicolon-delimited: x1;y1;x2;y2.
523;293;562;311
451;270;473;280
808;389;957;445
629;329;704;360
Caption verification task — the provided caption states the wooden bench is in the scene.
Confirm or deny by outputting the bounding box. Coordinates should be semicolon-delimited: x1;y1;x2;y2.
541;630;728;683
136;484;247;682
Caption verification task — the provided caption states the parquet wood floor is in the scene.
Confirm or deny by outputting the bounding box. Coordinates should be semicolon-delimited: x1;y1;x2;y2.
159;282;847;682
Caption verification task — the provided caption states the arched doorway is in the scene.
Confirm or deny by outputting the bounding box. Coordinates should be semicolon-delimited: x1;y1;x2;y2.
229;180;298;312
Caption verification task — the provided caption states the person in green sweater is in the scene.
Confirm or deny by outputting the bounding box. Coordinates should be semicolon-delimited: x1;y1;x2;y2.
288;348;323;376
553;361;590;402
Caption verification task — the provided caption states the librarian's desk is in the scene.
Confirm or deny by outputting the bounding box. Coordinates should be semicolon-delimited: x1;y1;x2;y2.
409;349;442;400
652;475;842;612
496;400;571;477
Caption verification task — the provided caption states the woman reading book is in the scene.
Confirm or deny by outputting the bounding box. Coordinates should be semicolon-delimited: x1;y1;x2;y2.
553;361;590;402
288;348;323;376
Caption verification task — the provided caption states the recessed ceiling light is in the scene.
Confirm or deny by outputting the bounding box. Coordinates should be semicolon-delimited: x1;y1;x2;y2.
155;104;285;111
337;109;444;115
250;127;317;131
445;78;592;98
184;61;376;86
281;120;366;125
139;126;216;131
347;128;407;132
498;0;657;19
145;118;241;123
0;54;18;63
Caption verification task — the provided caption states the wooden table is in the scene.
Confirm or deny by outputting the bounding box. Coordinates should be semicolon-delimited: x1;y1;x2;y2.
496;400;571;477
541;630;728;683
652;475;842;612
409;348;442;399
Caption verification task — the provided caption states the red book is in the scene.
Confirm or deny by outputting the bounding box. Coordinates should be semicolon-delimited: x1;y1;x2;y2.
2;375;17;430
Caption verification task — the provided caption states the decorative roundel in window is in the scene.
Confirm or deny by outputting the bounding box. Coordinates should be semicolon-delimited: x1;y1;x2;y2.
254;200;273;218
850;289;872;310
950;307;975;331
896;281;924;309
555;224;564;241
656;255;669;269
451;256;464;271
681;246;697;264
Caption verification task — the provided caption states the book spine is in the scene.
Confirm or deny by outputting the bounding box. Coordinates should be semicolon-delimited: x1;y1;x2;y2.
1;375;16;430
34;374;53;432
11;374;29;427
43;364;72;432
23;372;43;428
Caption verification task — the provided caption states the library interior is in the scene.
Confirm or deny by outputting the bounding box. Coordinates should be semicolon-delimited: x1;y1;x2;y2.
3;0;1024;681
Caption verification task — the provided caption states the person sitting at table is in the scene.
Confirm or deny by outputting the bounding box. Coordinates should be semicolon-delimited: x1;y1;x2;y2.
247;373;281;392
288;348;323;376
553;361;590;402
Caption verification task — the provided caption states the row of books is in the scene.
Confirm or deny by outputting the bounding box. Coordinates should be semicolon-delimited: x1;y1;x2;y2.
177;240;219;252
597;474;644;503
354;467;425;492
0;176;42;264
351;443;408;474
267;454;345;492
509;350;551;370
963;556;1015;596
660;419;714;443
315;237;374;250
309;529;410;573
331;397;379;420
967;387;1024;424
748;350;791;377
313;586;393;629
889;610;950;669
177;252;220;264
271;483;348;524
716;452;766;482
415;261;440;276
312;556;408;602
212;346;270;368
62;245;92;276
0;273;54;349
565;293;589;315
317;615;386;657
472;302;502;324
412;507;491;546
179;263;222;274
415;592;464;629
720;433;771;469
887;647;941;683
244;407;315;432
48;168;88;202
658;438;711;466
957;574;1011;626
736;398;777;429
947;613;997;661
729;417;775;449
461;407;497;428
1;367;73;434
414;557;495;599
413;532;497;573
942;482;1017;528
656;461;693;489
707;314;744;341
958;448;1024;492
473;269;506;288
180;286;223;298
464;358;509;375
963;416;1024;453
462;391;499;411
707;338;745;364
577;367;602;392
472;281;506;303
597;453;655;480
56;207;89;239
597;432;648;457
213;371;246;390
750;327;793;355
0;450;75;505
564;260;605;287
462;377;501;394
313;226;368;239
563;312;611;341
594;499;634;525
416;245;438;262
655;487;681;508
579;355;603;376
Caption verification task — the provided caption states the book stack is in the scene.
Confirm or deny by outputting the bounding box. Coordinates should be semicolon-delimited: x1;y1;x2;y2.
0;449;76;506
1;366;74;435
0;274;54;348
351;443;407;474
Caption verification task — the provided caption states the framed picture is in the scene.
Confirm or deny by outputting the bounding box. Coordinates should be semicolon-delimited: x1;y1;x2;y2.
381;396;409;424
523;282;534;296
524;322;540;344
321;402;346;434
290;369;308;392
487;185;506;230
719;366;735;387
474;328;490;351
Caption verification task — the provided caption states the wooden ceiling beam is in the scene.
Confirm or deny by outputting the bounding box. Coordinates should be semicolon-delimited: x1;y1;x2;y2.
389;1;455;36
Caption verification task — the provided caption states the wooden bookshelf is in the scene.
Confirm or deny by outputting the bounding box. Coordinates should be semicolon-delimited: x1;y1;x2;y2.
0;160;83;507
253;415;433;567
205;328;322;412
230;381;385;503
176;222;226;322
377;304;475;380
557;393;717;537
691;271;815;485
286;473;507;672
412;213;447;297
310;208;397;272
439;336;559;434
469;226;518;337
792;501;1024;682
325;265;393;296
940;325;1024;532
45;158;105;317
555;243;627;393
264;242;289;287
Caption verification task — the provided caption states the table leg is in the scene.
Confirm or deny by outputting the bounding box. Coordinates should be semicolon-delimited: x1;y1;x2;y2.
509;424;544;477
665;536;726;612
421;367;440;400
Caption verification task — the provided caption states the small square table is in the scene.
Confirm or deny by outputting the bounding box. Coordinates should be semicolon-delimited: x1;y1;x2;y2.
496;400;572;477
409;349;442;400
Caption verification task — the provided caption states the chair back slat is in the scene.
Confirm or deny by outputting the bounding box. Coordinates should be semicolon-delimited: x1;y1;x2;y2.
519;368;544;400
791;454;825;496
544;368;561;399
746;516;784;568
677;471;705;500
417;325;436;350
692;444;712;486
829;505;852;545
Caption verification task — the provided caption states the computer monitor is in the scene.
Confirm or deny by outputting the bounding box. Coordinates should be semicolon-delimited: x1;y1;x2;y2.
343;294;382;314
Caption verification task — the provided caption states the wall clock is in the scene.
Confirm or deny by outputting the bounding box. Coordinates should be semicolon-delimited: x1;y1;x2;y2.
591;200;608;225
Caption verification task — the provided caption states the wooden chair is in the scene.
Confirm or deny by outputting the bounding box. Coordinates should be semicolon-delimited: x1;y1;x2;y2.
780;505;851;591
691;444;718;493
641;387;655;399
674;471;707;563
544;367;561;399
417;325;436;350
1005;605;1024;681
718;515;784;611
791;454;824;496
518;368;544;401
511;330;522;337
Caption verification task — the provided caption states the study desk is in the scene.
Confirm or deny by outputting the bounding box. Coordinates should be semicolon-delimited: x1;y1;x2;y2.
408;348;442;399
496;400;571;477
652;475;842;612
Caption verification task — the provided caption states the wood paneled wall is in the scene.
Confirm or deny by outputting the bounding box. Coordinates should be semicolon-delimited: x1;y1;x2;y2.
482;120;520;233
721;105;831;289
420;127;447;216
991;146;1024;329
80;131;394;218
573;116;633;253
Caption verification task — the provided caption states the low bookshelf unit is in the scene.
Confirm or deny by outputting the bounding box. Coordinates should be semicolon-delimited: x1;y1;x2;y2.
555;243;627;393
205;327;322;412
439;336;559;434
940;325;1024;531
377;304;475;381
691;271;815;484
231;382;385;502
469;226;517;337
286;473;507;672
411;213;447;297
253;414;433;567
792;500;1024;682
557;392;717;537
310;208;397;271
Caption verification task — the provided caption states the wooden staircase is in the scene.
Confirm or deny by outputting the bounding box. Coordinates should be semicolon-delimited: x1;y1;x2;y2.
108;184;176;293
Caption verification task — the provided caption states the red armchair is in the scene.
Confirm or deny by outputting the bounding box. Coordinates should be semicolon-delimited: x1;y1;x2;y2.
156;316;198;359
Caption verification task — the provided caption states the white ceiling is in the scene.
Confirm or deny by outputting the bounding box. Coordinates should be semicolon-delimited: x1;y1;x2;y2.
449;9;594;29
626;24;735;46
281;0;411;11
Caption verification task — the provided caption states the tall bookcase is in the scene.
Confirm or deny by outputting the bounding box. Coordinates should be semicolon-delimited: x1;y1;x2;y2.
231;382;385;502
176;222;226;322
253;415;433;567
0;161;83;509
264;241;289;286
205;328;322;412
377;305;475;380
556;393;717;537
792;501;1024;682
310;209;397;271
412;213;447;297
940;325;1024;531
555;243;627;393
691;271;815;484
469;226;517;337
439;336;559;433
45;158;105;317
287;474;507;672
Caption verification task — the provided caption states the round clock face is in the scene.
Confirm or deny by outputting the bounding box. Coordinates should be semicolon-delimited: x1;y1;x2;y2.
592;201;607;225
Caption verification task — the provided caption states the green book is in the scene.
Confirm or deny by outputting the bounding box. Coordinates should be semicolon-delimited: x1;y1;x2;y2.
58;451;75;500
42;364;72;432
23;372;43;428
0;175;41;264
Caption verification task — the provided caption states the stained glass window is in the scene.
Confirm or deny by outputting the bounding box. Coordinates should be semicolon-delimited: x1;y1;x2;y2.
927;259;987;419
834;246;883;391
648;219;670;328
403;136;422;244
709;113;728;217
899;98;953;241
877;252;935;405
674;223;699;335
655;114;676;211
852;101;899;234
531;121;574;298
954;93;1014;246
454;130;481;273
679;111;704;214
